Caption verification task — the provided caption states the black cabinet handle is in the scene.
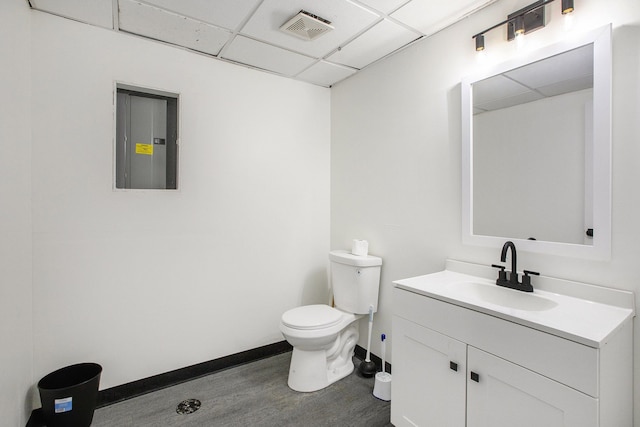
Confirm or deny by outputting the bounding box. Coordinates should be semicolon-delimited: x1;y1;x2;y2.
450;361;458;372
470;371;480;382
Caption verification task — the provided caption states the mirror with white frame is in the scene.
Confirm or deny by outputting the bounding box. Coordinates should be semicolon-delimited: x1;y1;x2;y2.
461;25;611;259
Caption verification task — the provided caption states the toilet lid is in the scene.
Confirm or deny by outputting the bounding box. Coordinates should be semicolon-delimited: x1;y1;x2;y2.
281;305;343;330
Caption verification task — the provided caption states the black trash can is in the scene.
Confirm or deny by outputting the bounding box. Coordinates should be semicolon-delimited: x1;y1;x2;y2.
37;363;102;427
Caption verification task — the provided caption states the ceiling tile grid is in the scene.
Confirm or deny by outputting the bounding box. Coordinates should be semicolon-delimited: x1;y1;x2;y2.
29;0;498;87
30;0;114;29
222;35;317;77
473;45;594;113
139;0;262;30
118;0;232;56
391;0;498;36
354;0;412;15
241;0;381;58
327;18;420;69
295;60;358;87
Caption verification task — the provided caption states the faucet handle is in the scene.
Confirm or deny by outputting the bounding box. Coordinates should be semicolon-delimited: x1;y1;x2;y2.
522;270;540;287
491;264;507;281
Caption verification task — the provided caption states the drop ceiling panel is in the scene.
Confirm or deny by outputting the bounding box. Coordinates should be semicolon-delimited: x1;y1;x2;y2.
118;0;232;56
295;61;357;87
391;0;495;35
475;44;594;112
31;0;113;29
356;0;411;14
328;19;419;69
476;91;544;112
504;45;593;91
30;0;499;87
473;74;534;106
138;0;262;31
241;0;381;58
536;76;593;98
222;36;317;76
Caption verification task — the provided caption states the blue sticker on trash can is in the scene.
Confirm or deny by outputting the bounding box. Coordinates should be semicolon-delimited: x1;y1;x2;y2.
54;397;72;413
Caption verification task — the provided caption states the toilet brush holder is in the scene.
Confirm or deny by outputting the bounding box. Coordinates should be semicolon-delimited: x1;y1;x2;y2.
373;372;391;401
373;333;391;401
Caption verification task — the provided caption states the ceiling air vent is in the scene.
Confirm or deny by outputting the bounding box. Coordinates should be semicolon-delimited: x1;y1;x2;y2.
279;10;334;41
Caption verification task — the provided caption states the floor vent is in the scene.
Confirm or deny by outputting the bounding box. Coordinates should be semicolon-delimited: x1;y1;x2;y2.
280;10;334;41
176;398;201;415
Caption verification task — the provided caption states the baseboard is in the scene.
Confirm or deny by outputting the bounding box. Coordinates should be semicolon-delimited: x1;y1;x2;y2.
97;341;292;407
354;344;391;374
27;341;292;427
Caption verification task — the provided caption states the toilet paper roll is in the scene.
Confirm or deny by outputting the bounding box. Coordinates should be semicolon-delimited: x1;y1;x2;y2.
351;239;369;256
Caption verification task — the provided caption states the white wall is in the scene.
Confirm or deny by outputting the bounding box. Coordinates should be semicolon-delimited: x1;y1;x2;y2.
30;11;330;392
0;1;34;425
331;0;640;419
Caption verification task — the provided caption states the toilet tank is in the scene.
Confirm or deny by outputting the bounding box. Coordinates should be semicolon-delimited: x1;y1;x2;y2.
329;250;382;314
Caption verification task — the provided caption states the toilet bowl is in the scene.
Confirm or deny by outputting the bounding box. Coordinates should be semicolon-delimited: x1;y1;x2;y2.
280;250;382;392
280;305;362;392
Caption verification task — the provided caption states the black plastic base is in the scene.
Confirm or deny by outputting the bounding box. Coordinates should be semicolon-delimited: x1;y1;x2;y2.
358;360;377;377
354;345;391;375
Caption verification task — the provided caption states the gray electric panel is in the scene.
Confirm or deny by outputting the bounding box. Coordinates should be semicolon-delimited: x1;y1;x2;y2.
116;89;178;189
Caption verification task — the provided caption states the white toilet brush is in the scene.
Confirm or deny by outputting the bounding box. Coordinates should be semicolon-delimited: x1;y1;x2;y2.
373;333;391;401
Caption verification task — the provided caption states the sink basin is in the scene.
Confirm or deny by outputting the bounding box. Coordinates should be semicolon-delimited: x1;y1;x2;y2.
448;281;558;311
394;261;636;347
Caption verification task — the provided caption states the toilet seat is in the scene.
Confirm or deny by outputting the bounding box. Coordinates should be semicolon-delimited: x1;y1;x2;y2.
281;305;343;330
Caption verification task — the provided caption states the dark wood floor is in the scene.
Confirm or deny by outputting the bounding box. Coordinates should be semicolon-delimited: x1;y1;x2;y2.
91;352;392;426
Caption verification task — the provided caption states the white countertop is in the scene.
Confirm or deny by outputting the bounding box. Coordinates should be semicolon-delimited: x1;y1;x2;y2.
394;261;635;348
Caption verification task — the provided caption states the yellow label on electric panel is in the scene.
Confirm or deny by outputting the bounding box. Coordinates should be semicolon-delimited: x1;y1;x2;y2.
135;143;153;155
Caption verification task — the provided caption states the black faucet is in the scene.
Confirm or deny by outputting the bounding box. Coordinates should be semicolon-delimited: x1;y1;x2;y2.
501;241;518;285
491;241;538;292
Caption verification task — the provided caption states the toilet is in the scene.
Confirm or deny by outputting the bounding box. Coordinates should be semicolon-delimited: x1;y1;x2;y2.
280;250;382;392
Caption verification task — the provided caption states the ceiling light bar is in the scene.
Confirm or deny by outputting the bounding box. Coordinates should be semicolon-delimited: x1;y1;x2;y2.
472;0;575;51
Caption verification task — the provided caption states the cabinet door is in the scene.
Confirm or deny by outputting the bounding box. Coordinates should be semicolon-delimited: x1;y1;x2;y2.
467;347;597;427
391;316;467;427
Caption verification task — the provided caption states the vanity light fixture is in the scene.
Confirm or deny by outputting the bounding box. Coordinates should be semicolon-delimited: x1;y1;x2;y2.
472;0;575;51
514;15;526;36
475;34;485;51
562;0;574;14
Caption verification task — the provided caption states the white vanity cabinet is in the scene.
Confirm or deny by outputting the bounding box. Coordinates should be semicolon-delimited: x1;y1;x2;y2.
391;261;635;427
392;315;467;426
466;346;596;427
